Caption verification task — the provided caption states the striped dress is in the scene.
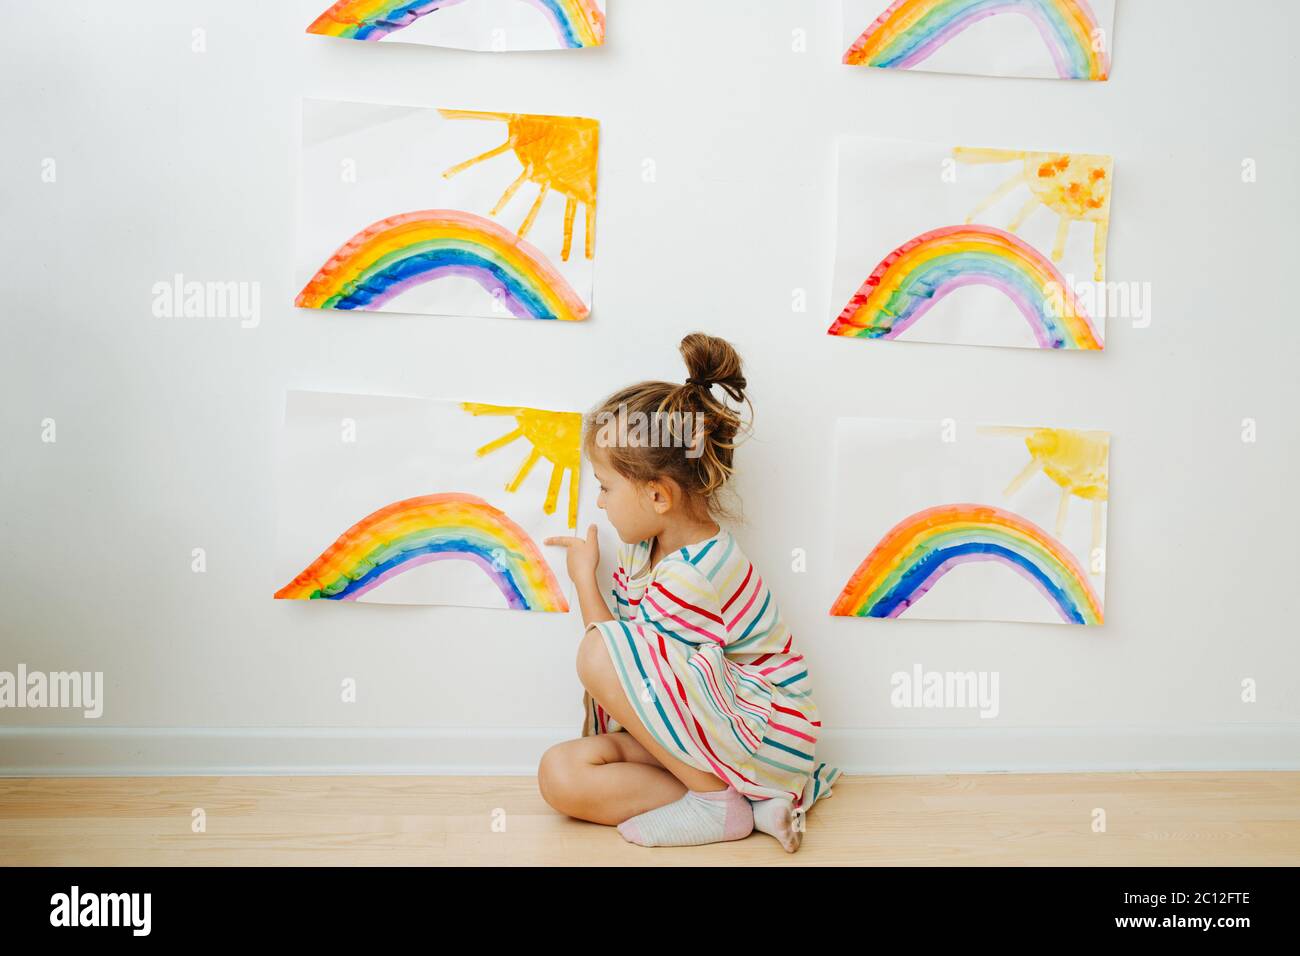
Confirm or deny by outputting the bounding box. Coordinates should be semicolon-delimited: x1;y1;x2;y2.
582;527;842;816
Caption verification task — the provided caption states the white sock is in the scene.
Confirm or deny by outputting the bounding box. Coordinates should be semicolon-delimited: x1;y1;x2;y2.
617;787;754;847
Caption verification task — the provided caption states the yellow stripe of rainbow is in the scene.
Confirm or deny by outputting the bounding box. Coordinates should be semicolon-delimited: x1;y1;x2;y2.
275;492;569;612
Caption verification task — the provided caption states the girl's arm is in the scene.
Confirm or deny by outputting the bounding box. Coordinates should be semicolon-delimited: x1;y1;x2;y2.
545;523;614;629
574;572;615;630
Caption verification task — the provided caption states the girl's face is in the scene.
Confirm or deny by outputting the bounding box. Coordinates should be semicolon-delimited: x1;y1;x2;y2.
589;444;669;544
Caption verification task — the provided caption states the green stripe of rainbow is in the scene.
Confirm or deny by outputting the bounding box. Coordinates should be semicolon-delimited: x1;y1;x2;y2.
295;209;589;321
830;503;1103;625
306;0;606;48
275;492;569;612
828;224;1102;350
843;0;1109;81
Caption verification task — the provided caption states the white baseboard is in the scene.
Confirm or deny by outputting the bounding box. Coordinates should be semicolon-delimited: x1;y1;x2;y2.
1;724;1297;777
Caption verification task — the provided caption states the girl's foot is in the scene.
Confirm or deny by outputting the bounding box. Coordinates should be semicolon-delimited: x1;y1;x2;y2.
617;786;753;847
750;797;803;853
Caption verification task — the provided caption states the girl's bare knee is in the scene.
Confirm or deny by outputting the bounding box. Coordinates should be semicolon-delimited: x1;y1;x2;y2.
537;743;575;809
575;627;610;695
537;737;616;813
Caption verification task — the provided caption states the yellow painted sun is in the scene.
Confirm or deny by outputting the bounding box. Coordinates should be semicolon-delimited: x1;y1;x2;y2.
955;147;1113;281
462;403;582;529
440;110;598;262
978;426;1109;570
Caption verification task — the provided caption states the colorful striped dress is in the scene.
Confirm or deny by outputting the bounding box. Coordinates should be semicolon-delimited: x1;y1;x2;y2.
582;527;842;816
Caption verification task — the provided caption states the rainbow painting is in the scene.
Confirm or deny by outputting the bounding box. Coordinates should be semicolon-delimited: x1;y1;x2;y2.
843;0;1110;81
306;0;606;49
275;492;569;611
828;224;1102;350
296;209;590;321
831;503;1102;625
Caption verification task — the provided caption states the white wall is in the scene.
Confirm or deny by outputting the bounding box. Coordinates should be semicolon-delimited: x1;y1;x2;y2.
3;0;1297;775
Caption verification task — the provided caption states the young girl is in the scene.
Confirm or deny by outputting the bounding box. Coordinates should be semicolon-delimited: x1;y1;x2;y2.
541;333;842;851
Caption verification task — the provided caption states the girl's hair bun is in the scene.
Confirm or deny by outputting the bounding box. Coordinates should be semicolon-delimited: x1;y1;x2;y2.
680;332;746;404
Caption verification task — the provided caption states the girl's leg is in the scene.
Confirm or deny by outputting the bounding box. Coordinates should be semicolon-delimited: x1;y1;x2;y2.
538;732;686;825
575;628;753;846
575;626;728;794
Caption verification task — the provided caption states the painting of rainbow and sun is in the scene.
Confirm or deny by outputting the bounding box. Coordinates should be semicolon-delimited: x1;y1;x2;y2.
830;137;1113;352
841;0;1114;81
274;390;586;612
296;97;597;322
305;0;606;52
830;418;1109;627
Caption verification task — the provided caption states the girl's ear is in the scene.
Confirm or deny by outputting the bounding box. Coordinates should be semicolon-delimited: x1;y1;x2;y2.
645;477;675;515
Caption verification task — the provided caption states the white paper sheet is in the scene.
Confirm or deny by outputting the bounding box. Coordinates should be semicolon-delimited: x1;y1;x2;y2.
830;136;1112;351
830;417;1109;626
274;390;582;611
305;0;607;52
296;97;596;321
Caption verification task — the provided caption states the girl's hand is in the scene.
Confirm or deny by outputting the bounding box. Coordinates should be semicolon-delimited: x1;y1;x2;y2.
545;523;600;584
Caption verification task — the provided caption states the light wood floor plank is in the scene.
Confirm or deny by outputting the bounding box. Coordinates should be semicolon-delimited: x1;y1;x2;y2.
1;773;1296;866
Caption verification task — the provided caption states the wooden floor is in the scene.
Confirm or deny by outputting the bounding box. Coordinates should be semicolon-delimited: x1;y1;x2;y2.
1;772;1297;865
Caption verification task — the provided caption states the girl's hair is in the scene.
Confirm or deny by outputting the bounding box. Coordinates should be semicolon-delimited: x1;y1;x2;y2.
584;333;752;520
